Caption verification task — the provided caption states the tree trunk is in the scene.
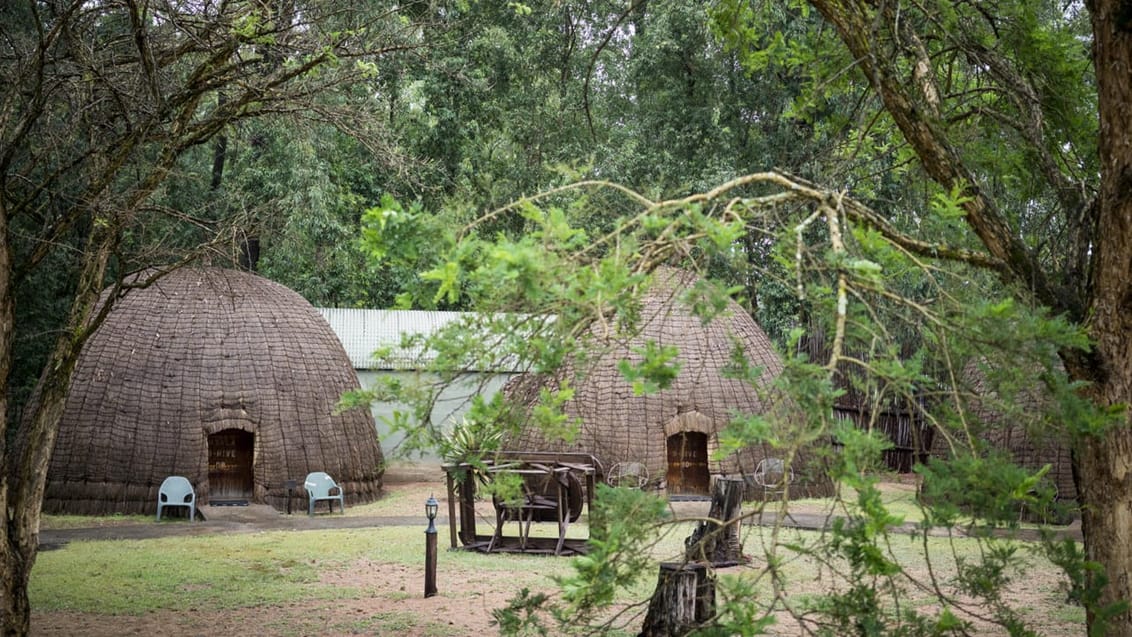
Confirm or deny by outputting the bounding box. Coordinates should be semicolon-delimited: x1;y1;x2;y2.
239;235;260;272
805;1;1132;633
0;199;25;637
210;128;227;191
684;476;746;566
2;373;69;636
1;229;115;636
808;0;1060;307
1077;2;1132;632
458;468;478;545
638;562;715;637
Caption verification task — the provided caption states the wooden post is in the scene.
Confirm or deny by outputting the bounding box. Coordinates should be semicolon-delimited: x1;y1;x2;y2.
458;466;478;544
444;469;458;549
684;476;746;566
638;562;715;636
424;527;438;598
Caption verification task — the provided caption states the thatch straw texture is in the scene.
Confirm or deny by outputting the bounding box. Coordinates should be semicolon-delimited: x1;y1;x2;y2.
42;267;384;515
504;267;833;499
931;361;1077;512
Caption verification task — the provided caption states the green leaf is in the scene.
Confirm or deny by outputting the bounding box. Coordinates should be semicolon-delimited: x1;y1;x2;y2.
422;261;462;304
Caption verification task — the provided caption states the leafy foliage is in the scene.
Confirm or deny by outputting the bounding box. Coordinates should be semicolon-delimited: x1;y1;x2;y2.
490;484;670;634
359;165;1107;634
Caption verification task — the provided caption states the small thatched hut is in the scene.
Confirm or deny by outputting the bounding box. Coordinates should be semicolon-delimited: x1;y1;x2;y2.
504;267;833;499
930;360;1077;517
42;267;384;515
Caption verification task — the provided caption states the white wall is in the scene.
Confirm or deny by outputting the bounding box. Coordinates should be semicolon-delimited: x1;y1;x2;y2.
358;370;516;461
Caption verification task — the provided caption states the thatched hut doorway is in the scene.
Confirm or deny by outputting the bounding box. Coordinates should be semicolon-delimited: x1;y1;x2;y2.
666;432;710;496
208;429;254;503
502;268;835;502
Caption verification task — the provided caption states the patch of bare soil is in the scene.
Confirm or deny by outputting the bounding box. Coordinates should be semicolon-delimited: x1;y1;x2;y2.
32;554;1081;637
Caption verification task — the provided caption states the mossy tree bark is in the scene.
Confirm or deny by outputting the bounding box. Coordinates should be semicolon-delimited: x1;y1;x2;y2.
1;227;114;636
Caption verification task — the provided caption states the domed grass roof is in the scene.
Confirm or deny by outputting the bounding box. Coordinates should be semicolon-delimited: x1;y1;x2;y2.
44;267;384;514
504;267;832;498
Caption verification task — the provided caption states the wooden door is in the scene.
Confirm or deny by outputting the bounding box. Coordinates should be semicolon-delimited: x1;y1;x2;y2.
666;432;710;495
208;429;254;501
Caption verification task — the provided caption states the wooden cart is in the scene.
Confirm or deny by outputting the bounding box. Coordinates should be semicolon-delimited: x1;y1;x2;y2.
443;451;599;556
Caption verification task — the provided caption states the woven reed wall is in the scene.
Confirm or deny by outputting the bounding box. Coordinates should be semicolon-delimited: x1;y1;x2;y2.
929;362;1077;505
830;404;934;473
40;267;384;515
505;267;834;499
796;330;934;473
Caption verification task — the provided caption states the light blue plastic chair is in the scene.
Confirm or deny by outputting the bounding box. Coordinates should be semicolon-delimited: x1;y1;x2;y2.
156;476;196;522
305;472;345;515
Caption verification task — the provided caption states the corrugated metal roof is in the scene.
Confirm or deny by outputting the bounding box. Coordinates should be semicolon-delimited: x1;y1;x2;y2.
317;308;468;370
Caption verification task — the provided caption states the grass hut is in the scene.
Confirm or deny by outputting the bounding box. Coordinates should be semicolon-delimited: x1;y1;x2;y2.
930;360;1077;521
42;267;384;515
504;267;832;499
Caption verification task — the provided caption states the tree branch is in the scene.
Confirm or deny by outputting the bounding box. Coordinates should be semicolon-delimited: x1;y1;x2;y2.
808;0;1074;316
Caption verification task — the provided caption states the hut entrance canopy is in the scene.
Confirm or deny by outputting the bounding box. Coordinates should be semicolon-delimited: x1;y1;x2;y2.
504;267;833;500
208;429;255;503
40;266;385;515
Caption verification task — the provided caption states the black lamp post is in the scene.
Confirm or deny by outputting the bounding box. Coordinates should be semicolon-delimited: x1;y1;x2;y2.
424;494;439;598
426;495;439;533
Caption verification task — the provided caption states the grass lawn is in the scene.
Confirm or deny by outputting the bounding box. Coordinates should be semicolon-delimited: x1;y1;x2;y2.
29;481;1085;636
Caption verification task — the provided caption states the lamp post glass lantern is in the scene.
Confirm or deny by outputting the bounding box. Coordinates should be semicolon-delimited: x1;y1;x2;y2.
425;495;439;533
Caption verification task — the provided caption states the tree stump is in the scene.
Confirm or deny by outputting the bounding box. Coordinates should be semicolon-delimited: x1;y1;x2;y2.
684;476;746;566
638;562;716;637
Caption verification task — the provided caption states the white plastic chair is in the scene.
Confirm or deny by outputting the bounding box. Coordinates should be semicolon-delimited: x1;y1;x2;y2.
753;458;793;499
606;462;649;489
305;472;345;515
156;476;196;522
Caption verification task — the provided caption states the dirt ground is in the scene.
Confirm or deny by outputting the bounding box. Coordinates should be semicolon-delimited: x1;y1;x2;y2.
30;479;1084;636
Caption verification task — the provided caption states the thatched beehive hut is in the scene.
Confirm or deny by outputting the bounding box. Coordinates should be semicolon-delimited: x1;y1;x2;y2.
504;267;833;499
42;267;384;515
930;360;1077;518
